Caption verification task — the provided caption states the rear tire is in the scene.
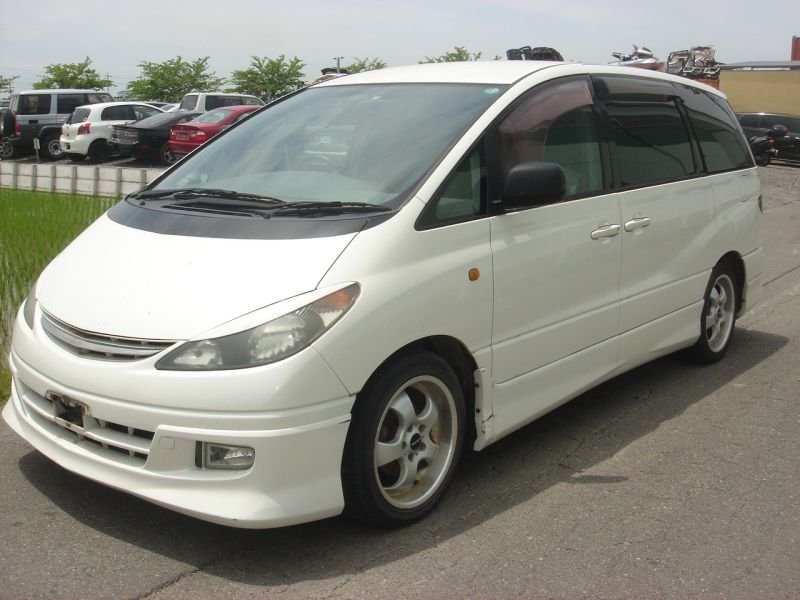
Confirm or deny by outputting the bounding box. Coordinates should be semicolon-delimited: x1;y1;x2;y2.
684;261;738;364
160;142;177;166
40;132;62;160
342;352;465;528
87;140;110;163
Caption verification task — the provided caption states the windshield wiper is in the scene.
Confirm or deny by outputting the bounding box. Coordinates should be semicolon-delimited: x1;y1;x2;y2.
265;201;393;217
132;190;392;218
132;188;285;205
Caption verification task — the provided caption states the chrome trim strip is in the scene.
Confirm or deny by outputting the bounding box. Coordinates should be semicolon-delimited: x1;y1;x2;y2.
41;310;176;360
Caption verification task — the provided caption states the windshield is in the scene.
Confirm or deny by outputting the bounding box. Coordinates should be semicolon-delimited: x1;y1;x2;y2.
153;83;505;207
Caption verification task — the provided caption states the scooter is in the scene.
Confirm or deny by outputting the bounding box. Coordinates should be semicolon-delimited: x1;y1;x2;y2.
749;124;790;166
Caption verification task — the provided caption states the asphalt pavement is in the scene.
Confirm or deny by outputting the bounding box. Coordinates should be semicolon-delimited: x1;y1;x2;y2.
0;164;798;600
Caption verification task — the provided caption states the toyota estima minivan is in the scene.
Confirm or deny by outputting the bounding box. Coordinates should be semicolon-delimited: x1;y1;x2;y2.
4;62;762;529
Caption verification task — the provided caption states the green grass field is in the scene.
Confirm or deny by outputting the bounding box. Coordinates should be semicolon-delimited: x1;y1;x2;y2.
1;189;116;403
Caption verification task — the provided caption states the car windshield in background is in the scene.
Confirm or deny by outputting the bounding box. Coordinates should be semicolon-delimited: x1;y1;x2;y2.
153;83;506;208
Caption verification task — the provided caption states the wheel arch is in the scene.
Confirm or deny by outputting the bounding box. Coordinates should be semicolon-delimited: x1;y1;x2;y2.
356;335;480;444
718;251;745;315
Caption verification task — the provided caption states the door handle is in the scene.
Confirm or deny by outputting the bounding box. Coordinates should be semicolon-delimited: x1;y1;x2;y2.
624;217;651;232
590;224;620;240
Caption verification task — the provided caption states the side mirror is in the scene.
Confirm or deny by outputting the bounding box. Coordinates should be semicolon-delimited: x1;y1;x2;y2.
499;161;566;211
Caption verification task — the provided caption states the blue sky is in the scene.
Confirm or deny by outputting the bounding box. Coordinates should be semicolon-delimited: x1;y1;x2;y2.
1;0;797;95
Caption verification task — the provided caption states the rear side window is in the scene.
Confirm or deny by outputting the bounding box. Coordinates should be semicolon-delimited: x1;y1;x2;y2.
676;86;752;172
17;94;52;115
101;105;130;121
57;94;88;114
179;95;199;111
206;96;247;110
595;75;696;187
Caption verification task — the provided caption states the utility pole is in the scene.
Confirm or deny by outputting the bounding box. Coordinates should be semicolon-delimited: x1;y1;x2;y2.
332;56;344;73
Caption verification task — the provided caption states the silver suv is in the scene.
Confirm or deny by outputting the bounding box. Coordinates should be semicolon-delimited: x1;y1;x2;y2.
1;89;113;160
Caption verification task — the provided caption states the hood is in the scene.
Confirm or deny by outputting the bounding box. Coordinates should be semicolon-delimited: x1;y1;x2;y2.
37;214;356;340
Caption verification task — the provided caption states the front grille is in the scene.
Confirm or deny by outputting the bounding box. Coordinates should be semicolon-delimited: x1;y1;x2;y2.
18;382;154;466
41;310;176;361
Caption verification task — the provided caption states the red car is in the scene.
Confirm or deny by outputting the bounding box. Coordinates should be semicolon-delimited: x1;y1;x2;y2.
167;105;260;159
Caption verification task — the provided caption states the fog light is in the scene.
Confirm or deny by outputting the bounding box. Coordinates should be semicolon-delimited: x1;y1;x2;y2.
200;442;255;470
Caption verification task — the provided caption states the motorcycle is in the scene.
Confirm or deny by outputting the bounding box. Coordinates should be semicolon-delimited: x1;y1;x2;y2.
609;45;666;71
667;46;721;80
749;124;790;166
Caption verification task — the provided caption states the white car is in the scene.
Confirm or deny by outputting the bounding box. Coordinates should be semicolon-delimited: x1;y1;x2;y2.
5;62;762;529
60;102;163;162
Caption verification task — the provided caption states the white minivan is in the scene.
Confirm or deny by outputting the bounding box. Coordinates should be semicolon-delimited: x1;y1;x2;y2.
4;62;762;529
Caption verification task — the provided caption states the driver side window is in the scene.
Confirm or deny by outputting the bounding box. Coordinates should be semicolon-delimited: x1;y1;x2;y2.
498;77;604;199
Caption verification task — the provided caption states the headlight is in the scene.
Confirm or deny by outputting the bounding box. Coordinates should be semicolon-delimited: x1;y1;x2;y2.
156;284;359;371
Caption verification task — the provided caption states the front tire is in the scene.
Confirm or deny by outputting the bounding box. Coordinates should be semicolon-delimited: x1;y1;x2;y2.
342;352;465;528
685;262;738;363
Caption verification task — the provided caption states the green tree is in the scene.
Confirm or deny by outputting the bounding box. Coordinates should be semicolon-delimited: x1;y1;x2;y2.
33;57;112;90
228;55;305;100
420;46;483;63
344;57;387;73
1;74;19;92
127;56;225;102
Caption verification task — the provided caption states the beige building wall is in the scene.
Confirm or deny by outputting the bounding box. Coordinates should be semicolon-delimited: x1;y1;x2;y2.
719;71;800;114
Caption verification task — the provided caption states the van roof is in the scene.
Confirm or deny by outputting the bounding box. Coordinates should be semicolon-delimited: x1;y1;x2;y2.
317;62;727;99
13;89;111;95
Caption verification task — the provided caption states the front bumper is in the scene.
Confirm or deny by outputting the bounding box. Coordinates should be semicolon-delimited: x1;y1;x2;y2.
4;308;356;528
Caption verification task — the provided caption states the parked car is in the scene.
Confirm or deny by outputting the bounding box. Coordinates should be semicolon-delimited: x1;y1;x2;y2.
737;112;800;163
177;92;264;112
4;63;762;530
0;89;114;160
60;102;164;163
109;111;201;165
168;105;260;160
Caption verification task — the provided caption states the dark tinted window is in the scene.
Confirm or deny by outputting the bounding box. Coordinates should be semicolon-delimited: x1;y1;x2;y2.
497;77;604;199
17;94;51;115
101;105;131;121
57;94;88;114
738;114;760;128
596;76;695;186
677;85;753;172
206;96;249;109
762;114;800;132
